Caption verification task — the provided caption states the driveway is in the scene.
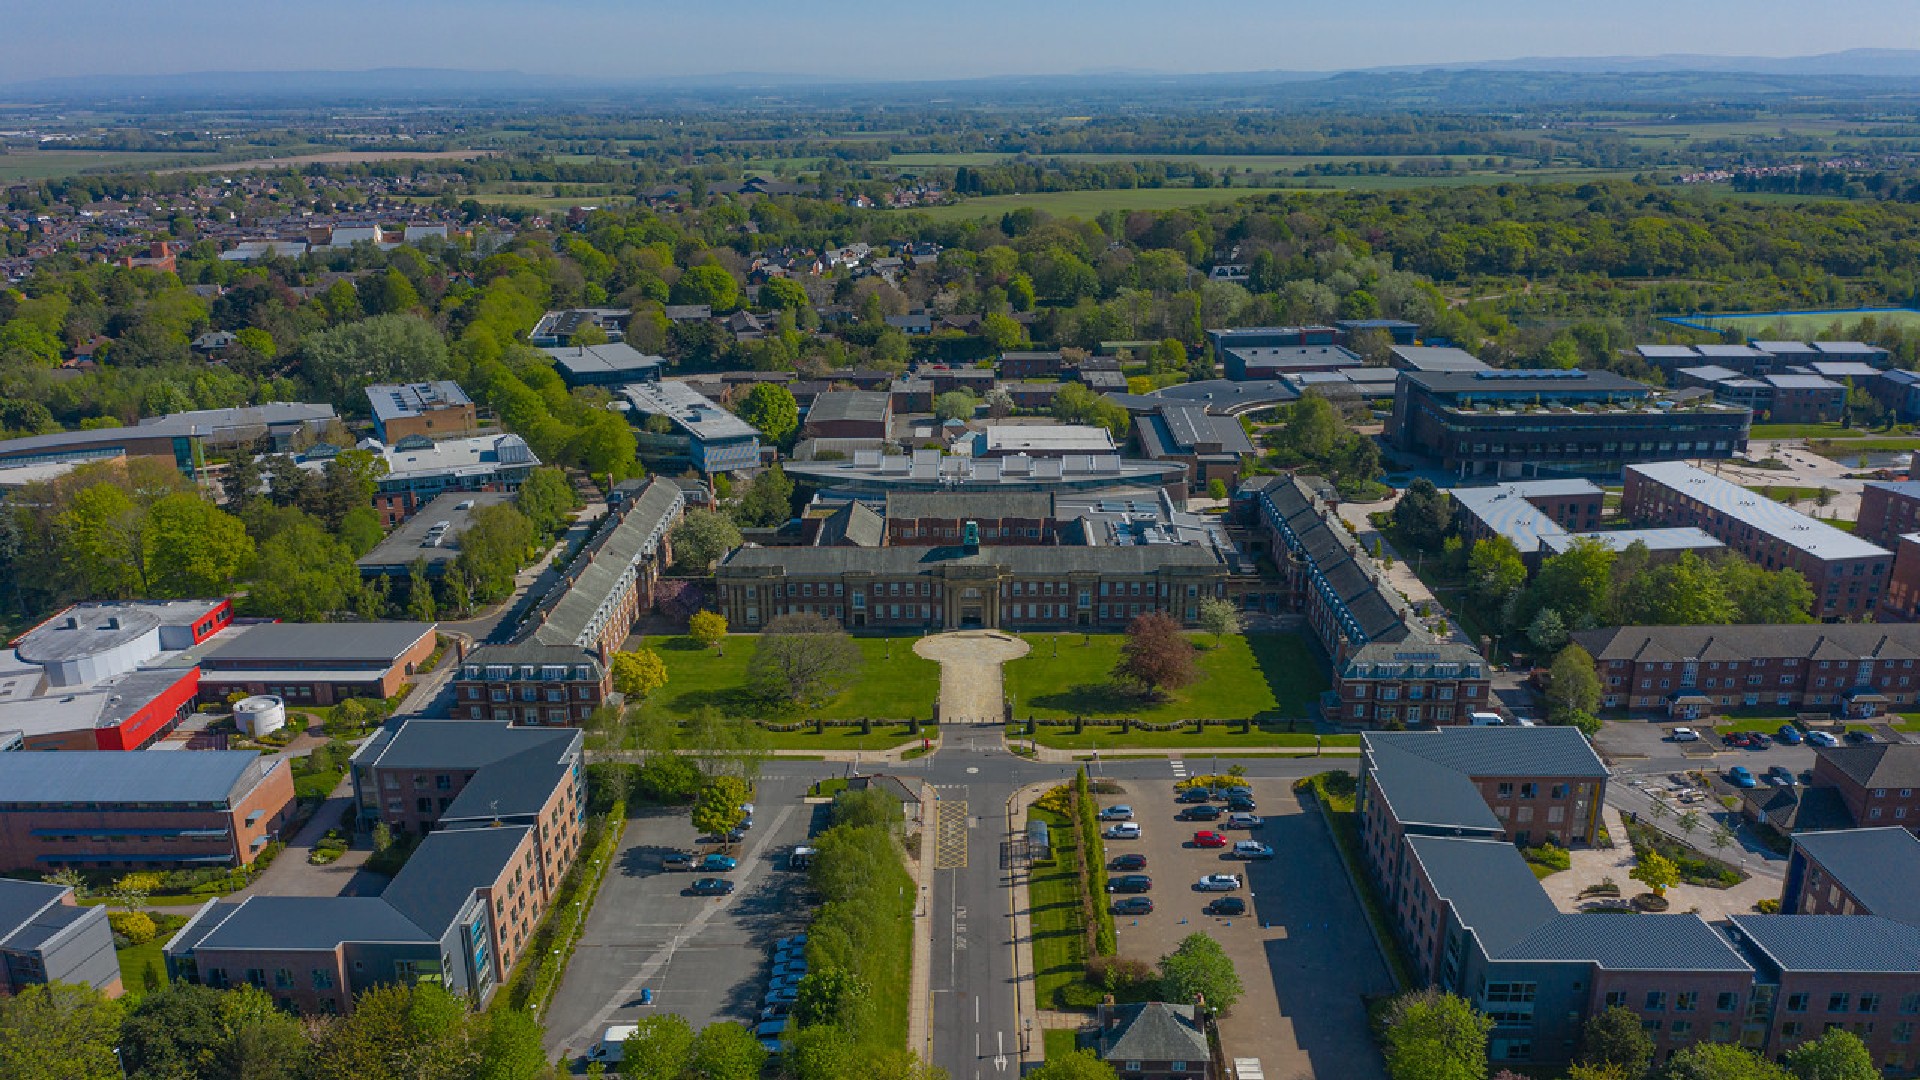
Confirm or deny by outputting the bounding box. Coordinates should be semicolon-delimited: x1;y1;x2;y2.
1100;776;1390;1080
543;776;820;1064
914;631;1028;726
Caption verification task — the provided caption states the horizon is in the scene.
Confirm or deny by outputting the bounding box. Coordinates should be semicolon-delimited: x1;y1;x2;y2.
6;0;1919;84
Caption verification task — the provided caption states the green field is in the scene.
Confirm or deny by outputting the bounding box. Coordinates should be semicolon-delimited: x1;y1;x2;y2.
632;635;939;724
1003;632;1326;723
0;150;196;182
1668;309;1920;334
1749;422;1870;440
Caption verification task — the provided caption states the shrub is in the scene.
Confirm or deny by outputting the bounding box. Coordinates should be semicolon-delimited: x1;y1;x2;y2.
109;911;156;945
1754;898;1782;914
1523;845;1571;872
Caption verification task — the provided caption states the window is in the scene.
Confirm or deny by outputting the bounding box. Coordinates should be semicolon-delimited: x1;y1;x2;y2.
1605;991;1628;1009
1717;992;1740;1012
1676;991;1698;1012
1861;994;1882;1014
1787;993;1810;1013
1898;1021;1916;1044
1646;991;1667;1012
1520;783;1538;799
312;969;334;990
1497;782;1514;798
1670;1020;1692;1038
1124;1064;1141;1073
1901;993;1920;1015
273;969;294;989
1829;993;1851;1013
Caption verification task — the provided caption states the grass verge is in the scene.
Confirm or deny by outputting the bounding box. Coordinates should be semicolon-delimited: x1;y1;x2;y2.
1043;1028;1081;1061
1298;771;1415;991
1029;806;1100;1011
500;803;626;1017
1029;727;1358;750
1003;632;1326;723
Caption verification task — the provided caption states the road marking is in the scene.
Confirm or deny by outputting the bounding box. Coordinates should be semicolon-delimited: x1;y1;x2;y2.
936;801;969;869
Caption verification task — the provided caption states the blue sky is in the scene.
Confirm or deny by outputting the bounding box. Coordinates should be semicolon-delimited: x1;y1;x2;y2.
4;0;1917;82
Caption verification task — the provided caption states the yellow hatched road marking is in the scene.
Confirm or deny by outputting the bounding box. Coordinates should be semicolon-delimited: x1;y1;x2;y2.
935;801;968;869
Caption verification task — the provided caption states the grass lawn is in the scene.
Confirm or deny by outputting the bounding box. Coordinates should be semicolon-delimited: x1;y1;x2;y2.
1670;309;1920;335
117;938;168;993
1043;1028;1082;1061
1030;727;1358;750
759;725;930;751
633;635;938;723
1748;422;1870;440
1811;437;1920;455
906;186;1298;222
1003;632;1326;724
0;150;197;181
1028;808;1096;1012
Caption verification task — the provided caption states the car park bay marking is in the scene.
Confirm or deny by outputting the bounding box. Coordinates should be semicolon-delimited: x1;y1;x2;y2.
936;801;969;869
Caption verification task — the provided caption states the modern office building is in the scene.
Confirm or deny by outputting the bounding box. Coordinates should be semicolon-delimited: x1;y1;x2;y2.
1390;370;1751;479
167;722;584;1016
0;751;295;872
196;622;437;706
365;382;478;443
1336;319;1421;345
0;404;337;475
1206;325;1344;364
1220;344;1362;381
1131;403;1255;491
1388;346;1493;374
1675;367;1846;424
1573;623;1920;720
529;307;631;347
620;382;762;474
802;391;893;440
1622;462;1891;619
541;342;664;388
1637;340;1890;376
0;879;121;997
356;434;541;525
1448;479;1723;571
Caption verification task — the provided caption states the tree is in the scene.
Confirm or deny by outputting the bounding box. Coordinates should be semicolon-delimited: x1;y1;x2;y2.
1629;850;1679;899
211;984;311;1080
672;265;742;312
1577;1005;1655;1076
243;517;360;621
933;391;978;423
515;466;577;539
1615;552;1736;626
1377;988;1492;1080
0;982;126;1080
1529;538;1616;629
1719;560;1815;625
672;509;742;570
687;1021;765;1080
307;981;478;1080
1025;1051;1120;1080
1392;479;1452;552
1114;612;1198;700
793;966;871;1031
746;612;864;708
618;1014;696;1080
57;481;145;598
1783;1028;1876;1080
612;648;669;701
453;503;535;603
407;560;436;622
688;610;728;649
783;1024;859;1080
142;493;254;598
1546;645;1601;725
692;775;754;837
1468;537;1527;611
735;384;800;445
1279;394;1342;462
300;314;449;406
1196;596;1243;645
1526;607;1568;655
471;1008;549;1080
758;278;810;312
1158;932;1243;1014
734;466;795;529
1664;1043;1791;1080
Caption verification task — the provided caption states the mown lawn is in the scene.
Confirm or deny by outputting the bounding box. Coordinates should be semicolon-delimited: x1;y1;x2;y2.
1003;633;1326;724
633;635;938;724
1028;808;1097;1011
1749;422;1869;440
1027;727;1359;751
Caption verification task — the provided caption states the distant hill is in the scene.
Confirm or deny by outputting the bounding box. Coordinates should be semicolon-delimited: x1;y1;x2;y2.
1384;48;1920;79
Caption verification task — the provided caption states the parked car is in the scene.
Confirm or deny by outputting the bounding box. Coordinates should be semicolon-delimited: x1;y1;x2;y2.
1806;730;1840;748
1232;841;1275;860
1112;896;1154;915
698;854;737;872
1111;853;1147;872
689;878;735;896
771;962;807;979
1726;766;1756;789
1107;874;1153;894
1207;896;1248;917
776;934;808;951
1192;830;1227;848
1671;727;1701;743
661;852;695;871
1195;874;1242;892
1226;794;1257;812
1767;766;1797;787
760;1040;790;1055
764;988;798;1005
1098;805;1135;821
1104;823;1142;840
755;1019;788;1038
1179;805;1224;821
1775;725;1804;745
774;949;805;967
760;1003;790;1021
1220;785;1253;800
1227;812;1264;829
1847;729;1879;745
1176;787;1216;804
768;974;803;991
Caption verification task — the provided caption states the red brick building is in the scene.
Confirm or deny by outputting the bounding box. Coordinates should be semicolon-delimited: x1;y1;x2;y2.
1575;624;1920;721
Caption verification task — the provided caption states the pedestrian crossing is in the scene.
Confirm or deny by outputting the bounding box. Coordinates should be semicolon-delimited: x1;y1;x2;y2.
1169;758;1188;779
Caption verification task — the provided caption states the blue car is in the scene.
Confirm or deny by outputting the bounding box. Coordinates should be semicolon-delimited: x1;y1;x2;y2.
1727;766;1757;789
699;854;738;872
1776;725;1803;746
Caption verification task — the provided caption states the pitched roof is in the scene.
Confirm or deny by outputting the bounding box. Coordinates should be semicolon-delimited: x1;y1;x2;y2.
201;622;434;666
0;751;280;806
816;501;884;548
1406;836;1558;954
1627;462;1889;562
1815;744;1920;791
1793;828;1920;925
1573;624;1920;665
806;391;891;426
0;879;69;947
526;479;682;647
1730;914;1920;974
189;896;429;951
1093;1002;1208;1062
381;825;529;933
1503;913;1753;971
360;720;580;772
1364;726;1608;780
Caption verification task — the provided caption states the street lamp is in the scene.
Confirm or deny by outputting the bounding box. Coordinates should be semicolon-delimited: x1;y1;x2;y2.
1023;1018;1033;1053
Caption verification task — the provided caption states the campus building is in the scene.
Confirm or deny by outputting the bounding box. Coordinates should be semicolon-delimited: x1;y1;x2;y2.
784;448;1184;499
1635;341;1890;377
196;622;437;707
1856;482;1920;552
1388;369;1751;479
168;722;585;1016
1448;479;1723;572
1572;623;1920;720
0;751;295;873
1621;462;1891;620
357;434;542;526
1248;475;1493;725
510;476;683;658
1129;402;1255;492
715;544;1228;632
529;308;631;348
0;404;338;475
0;879;121;997
452;644;610;726
1674;367;1846;424
365;382;478;443
802;391;893;440
542;342;664;388
620;382;762;474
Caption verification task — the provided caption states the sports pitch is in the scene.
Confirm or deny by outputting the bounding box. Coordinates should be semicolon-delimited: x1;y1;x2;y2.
1662;308;1920;334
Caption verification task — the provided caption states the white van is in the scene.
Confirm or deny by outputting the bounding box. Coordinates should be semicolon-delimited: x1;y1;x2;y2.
1469;712;1506;727
587;1024;638;1064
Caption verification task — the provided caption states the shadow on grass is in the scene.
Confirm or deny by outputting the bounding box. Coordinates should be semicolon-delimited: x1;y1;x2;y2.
1028;682;1157;715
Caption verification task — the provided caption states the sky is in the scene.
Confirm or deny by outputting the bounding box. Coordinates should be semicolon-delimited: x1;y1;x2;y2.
4;0;1919;83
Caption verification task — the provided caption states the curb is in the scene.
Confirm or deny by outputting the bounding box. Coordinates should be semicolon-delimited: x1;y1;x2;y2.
908;780;937;1066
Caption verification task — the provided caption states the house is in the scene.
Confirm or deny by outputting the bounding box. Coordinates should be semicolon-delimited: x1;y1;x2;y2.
885;312;934;335
0;879;121;997
1574;624;1920;720
1809;744;1920;830
1086;1002;1212;1080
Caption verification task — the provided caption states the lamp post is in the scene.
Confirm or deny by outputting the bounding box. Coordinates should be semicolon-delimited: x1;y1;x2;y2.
1023;1017;1033;1053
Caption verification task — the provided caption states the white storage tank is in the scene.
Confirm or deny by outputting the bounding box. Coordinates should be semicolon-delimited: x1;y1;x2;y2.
235;695;286;737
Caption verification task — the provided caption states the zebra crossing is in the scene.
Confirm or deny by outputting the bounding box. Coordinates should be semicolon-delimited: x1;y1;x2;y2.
1169;757;1188;779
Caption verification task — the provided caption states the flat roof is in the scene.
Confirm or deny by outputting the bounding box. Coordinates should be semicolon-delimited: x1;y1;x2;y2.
1626;461;1890;562
979;425;1115;455
1542;528;1725;556
358;434;537;482
0;750;275;806
13;600;223;664
1447;481;1603;556
0;666;198;738
807;391;891;426
356;492;512;572
620;382;760;442
721;542;1223;576
541;343;664;380
1390;346;1493;372
201;622;434;666
366;381;471;423
1222;345;1362;368
1404;368;1651;395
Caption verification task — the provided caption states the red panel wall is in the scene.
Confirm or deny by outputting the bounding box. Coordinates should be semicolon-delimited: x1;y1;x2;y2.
96;668;200;751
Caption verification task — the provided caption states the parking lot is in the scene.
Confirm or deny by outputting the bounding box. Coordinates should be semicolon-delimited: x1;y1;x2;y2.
1098;775;1390;1080
542;776;822;1065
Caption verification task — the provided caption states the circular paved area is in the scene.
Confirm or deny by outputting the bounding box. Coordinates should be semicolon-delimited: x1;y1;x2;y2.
914;631;1030;725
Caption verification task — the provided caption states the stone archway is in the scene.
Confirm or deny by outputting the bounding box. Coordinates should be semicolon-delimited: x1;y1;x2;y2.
913;631;1030;726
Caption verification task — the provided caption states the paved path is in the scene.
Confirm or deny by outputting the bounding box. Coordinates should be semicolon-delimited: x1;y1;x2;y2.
1692;446;1863;524
1334;496;1475;648
1539;803;1779;921
915;632;1029;726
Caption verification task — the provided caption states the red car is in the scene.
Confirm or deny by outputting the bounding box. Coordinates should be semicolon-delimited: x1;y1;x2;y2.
1192;830;1227;848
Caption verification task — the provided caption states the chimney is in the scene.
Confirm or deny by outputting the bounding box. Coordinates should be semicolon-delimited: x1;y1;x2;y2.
105;617;120;630
65;616;79;629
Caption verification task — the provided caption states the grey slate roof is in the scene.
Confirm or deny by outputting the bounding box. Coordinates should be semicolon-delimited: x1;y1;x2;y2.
1505;913;1753;971
1730;914;1920;973
816;501;884;548
527;478;682;648
1572;624;1920;666
461;642;603;673
1406;836;1558;954
1793;828;1920;925
201;622;434;666
0;751;279;807
0;879;70;947
191;896;429;951
381;826;528;934
1815;744;1920;791
1366;744;1502;831
442;745;574;821
1365;726;1608;780
720;543;1222;576
360;720;579;772
806;391;891;426
1092;1002;1208;1062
